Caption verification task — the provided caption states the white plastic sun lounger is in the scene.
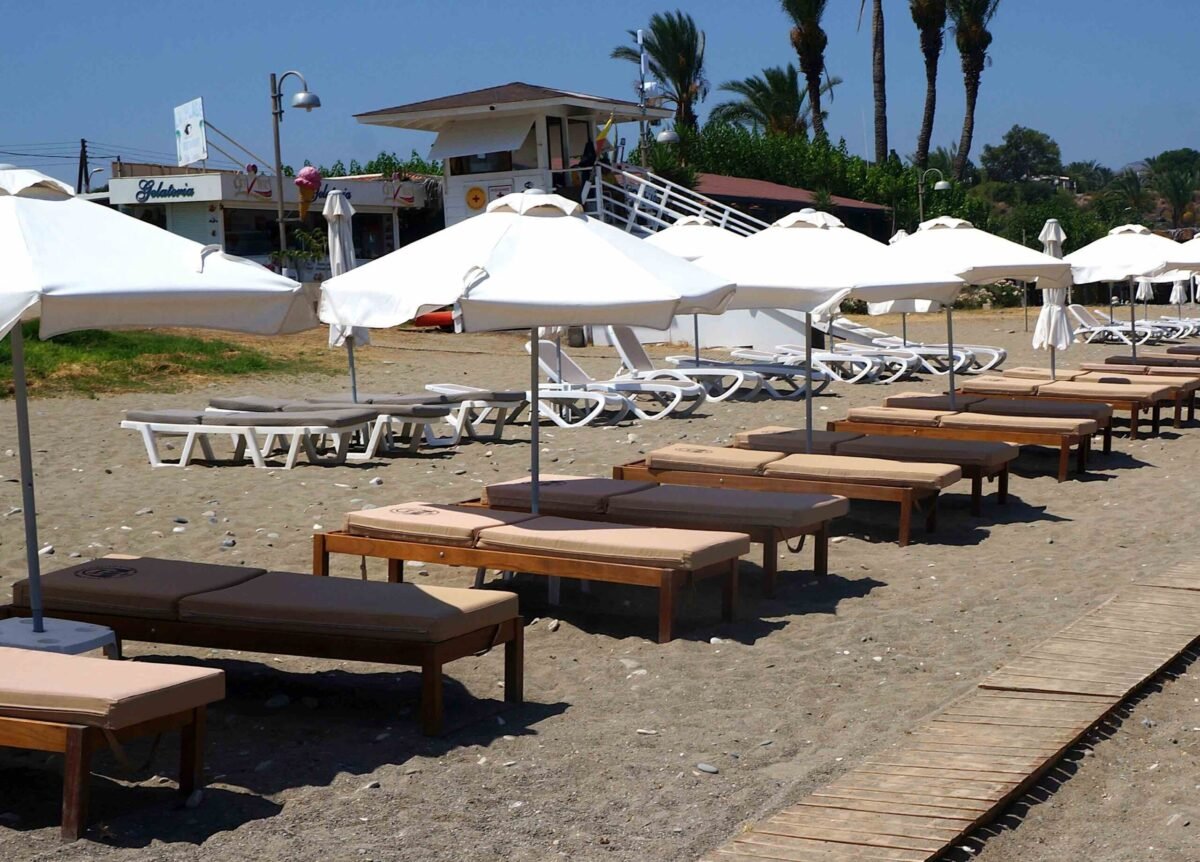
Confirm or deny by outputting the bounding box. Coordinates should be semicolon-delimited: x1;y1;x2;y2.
1090;308;1185;339
822;318;990;374
1068;305;1154;345
529;339;705;420
662;349;833;400
731;344;892;384
605;325;763;402
426;382;631;429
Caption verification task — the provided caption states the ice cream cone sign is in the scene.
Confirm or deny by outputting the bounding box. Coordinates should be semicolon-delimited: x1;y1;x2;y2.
295;166;322;218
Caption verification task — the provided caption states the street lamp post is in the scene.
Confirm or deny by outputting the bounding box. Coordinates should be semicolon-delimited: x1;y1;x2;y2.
917;167;951;223
269;70;321;259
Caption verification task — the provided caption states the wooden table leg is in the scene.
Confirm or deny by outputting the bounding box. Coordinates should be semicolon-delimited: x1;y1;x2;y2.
179;707;205;797
61;727;90;841
312;533;330;576
897;494;913;548
1076;438;1087;474
1057;441;1070;482
1131;406;1141;440
998;467;1009;504
925;493;938;533
969;473;982;517
504;622;524;705
658;575;677;644
1152;403;1161;435
814;526;829;577
762;536;778;596
420;658;444;736
387;559;404;583
1173;395;1183;428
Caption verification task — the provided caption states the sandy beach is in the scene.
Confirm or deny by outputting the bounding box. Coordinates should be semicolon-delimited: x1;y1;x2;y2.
0;310;1196;861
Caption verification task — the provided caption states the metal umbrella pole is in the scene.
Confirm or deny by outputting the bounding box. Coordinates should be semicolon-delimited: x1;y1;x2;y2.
10;325;44;632
1022;281;1029;332
946;306;957;410
900;312;908;346
693;314;702;365
804;313;814;454
346;336;359;402
1130;278;1139;361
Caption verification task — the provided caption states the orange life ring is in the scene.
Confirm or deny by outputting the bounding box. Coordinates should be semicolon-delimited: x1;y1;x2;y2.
466;186;486;210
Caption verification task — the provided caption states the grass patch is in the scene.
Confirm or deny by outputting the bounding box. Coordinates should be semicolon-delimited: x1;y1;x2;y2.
0;321;326;397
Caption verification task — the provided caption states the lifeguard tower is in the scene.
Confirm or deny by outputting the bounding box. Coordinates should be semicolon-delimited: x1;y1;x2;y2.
355;82;677;226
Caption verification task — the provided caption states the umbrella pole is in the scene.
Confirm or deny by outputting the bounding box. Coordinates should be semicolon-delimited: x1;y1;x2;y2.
346;337;358;403
946;308;957;410
1050;345;1056;381
804;313;814;455
1022;281;1028;332
11;325;44;632
901;313;907;347
529;327;540;514
693;314;701;366
1130;278;1138;361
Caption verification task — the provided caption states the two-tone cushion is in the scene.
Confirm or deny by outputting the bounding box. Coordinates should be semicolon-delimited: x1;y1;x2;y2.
0;646;224;730
605;484;849;531
482;475;654;515
844;407;956;427
938;412;1098;435
835;435;1018;469
1001;367;1085;381
10;556;266;620
961;377;1040;395
474;516;749;571
177;571;518;643
645;444;784;475
344;502;535;546
1078;371;1198;392
763;454;961;490
1035;380;1172;402
882;393;985;411
732;426;863;456
967;398;1112;424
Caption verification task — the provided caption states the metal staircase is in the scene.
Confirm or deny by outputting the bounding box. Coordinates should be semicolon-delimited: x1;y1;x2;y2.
581;163;769;237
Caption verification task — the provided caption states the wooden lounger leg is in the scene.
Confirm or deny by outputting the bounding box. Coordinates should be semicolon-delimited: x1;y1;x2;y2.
312;533;330;576
387;559;404;583
1103;424;1112;454
658;575;677;644
504;622;524;706
969;473;983;517
762;536;778;596
1077;438;1087;474
179;707;205;798
1173;395;1183;429
721;561;738;625
1190;392;1196;424
925;493;938;533
420;658;445;736
1152;403;1161;435
1130;407;1141;440
1057;441;1070;482
998;467;1009;505
897;493;913;548
814;526;829;577
61;726;91;841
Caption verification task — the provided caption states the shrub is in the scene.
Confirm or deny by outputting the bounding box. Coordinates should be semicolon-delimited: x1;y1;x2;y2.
986;281;1025;308
952;286;990;310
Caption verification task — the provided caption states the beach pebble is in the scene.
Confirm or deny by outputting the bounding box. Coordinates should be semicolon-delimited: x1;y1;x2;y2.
221;538;236;548
453;469;467;475
134;507;153;516
38;545;54;556
626;433;639;444
172;526;186;534
830;536;847;544
264;694;290;710
202;510;216;518
547;619;560;632
4;450;12;457
266;532;279;539
173;517;188;524
636;729;658;736
618;658;641;670
1142;718;1157;728
696;763;719;774
312;524;324;531
69;552;81;558
360;780;381;791
369;477;383;486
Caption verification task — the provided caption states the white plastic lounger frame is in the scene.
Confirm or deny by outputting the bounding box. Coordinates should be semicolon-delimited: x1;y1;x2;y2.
1067;305;1153;345
203;406;441;461
605;325;763;402
121;417;368;470
822;318;988;374
425;382;627;431
733;345;886;384
662;353;831;400
528;339;704;420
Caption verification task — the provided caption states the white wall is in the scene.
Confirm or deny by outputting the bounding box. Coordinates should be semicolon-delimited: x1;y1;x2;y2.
166;202;220;246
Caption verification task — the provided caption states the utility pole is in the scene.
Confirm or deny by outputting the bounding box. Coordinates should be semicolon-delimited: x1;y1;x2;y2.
75;139;88;195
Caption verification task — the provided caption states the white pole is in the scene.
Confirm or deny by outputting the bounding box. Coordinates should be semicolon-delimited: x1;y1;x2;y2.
529;327;540;514
804;313;814;454
346;337;358;402
946;307;957;410
10;325;45;631
1129;278;1139;361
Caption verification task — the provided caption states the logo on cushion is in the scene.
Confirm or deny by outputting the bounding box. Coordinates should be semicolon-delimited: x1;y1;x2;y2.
74;566;137;579
677;446;711;454
388;506;440;516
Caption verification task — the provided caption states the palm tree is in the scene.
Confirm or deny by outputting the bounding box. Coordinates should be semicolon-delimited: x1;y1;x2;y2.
781;0;832;143
1106;169;1152;220
859;1;888;162
710;65;841;137
947;0;1001;180
1150;167;1198;229
910;0;947;169
612;10;709;131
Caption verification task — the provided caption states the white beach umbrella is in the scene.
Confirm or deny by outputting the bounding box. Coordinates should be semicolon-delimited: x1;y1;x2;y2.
322;190;735;510
889;229;909;245
324;189;370;402
0;165;316;642
1035;218;1071;377
1170;279;1189;319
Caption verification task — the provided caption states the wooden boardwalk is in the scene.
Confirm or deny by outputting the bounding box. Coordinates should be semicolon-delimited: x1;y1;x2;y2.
702;567;1200;862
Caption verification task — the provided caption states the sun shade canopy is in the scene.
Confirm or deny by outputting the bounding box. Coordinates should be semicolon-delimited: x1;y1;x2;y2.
428;116;534;159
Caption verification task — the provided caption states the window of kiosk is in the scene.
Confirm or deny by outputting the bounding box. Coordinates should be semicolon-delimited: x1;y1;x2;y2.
546;116;566;171
223;208;277;257
448;151;513;176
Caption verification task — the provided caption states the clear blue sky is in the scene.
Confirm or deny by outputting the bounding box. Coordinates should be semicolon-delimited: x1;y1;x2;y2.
3;0;1197;187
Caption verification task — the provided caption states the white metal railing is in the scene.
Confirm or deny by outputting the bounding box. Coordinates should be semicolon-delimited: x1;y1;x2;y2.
582;163;769;237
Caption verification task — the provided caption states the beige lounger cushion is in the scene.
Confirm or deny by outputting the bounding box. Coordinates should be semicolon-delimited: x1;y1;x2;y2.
844;406;956;427
732;426;863;455
1035;380;1172;401
763;454;961;490
605;484;850;531
1002;367;1085;381
344;502;536;546
965;398;1112;424
474;516;749;570
938;412;1098;435
178;571;518;644
646;444;783;475
0;646;224;730
1078;372;1198;392
11;557;266;620
1082;362;1200;379
961;377;1040;395
834;435;1018;469
482;475;655;514
882;393;985;411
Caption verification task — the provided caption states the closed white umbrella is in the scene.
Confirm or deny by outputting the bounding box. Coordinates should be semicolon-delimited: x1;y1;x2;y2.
1036;218;1070;377
324;189;369;402
0;165;316;645
323;190;734;511
1039;218;1067;301
1170;279;1189;320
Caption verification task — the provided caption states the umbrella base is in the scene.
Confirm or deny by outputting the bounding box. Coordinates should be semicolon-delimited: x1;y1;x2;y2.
0;616;116;655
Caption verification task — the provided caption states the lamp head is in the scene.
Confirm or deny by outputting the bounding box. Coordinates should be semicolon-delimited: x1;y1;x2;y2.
933;179;951;192
655;129;680;145
291;90;321;111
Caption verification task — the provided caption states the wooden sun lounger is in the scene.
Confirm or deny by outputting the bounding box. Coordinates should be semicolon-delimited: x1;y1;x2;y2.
959;376;1175;439
315;506;749;643
613;444;962;548
0;644;221;840
4;557;523;736
460;475;849;595
828;407;1096;483
1001;367;1197;428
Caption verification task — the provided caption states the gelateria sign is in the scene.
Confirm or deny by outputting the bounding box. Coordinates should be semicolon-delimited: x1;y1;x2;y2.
109;171;426;209
109;173;223;205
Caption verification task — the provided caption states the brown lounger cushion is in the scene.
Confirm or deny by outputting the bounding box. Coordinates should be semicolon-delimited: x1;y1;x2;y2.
844;406;957;427
11;557;266;620
482;475;655;515
1083;362;1200;379
732;426;864;455
1108;353;1198;366
1034;380;1172;401
1001;367;1085;381
178;571;518;644
475;516;749;571
965;398;1112;424
1166;346;1200;355
0;646;224;730
345;502;536;546
834;435;1018;469
882;393;985;411
763;454;961;490
605;484;850;531
938;412;1098;435
960;377;1040;395
646;444;784;475
1078;372;1198;392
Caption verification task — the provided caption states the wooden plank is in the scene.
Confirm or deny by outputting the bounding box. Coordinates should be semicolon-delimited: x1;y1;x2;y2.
865;752;1042;773
794;796;981;822
772;807;968;834
855;763;1040;783
1135;576;1200;591
722;834;929;861
978;675;1128;698
929;713;1091;730
756;820;946;852
811;787;992;814
906;740;1062;758
825;775;1016;802
969;689;1117;706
